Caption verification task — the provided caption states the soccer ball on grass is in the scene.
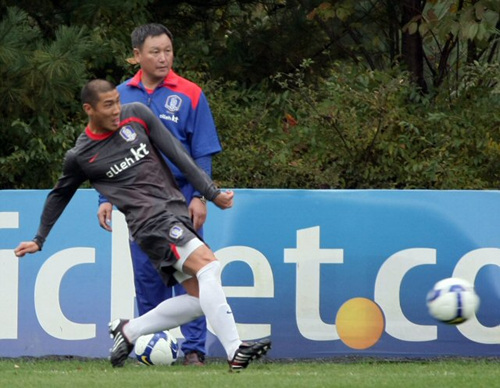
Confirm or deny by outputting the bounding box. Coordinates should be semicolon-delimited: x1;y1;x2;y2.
426;277;480;324
134;330;179;366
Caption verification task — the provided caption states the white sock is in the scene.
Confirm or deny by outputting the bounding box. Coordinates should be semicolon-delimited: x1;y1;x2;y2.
196;261;242;360
124;294;203;343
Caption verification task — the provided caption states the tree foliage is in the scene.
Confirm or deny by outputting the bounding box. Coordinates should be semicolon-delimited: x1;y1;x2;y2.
0;0;498;190
212;60;500;189
0;8;87;188
0;1;150;188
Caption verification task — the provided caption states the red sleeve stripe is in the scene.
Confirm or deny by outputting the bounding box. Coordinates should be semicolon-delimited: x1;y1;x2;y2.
120;117;150;135
169;243;181;260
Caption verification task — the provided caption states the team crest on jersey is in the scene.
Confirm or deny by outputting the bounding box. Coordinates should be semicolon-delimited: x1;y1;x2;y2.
165;95;182;112
119;126;137;142
169;225;184;239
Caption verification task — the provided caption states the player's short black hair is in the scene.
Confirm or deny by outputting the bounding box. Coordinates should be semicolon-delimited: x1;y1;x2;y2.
131;23;174;49
81;79;116;107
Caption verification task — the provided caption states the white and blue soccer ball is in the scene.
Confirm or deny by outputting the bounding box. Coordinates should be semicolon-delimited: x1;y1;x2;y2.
134;330;179;366
426;277;480;325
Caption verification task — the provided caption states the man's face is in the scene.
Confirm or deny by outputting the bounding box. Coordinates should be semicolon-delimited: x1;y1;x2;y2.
85;89;121;133
134;33;174;82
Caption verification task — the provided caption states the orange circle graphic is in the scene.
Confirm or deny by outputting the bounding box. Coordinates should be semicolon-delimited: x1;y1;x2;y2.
336;297;385;350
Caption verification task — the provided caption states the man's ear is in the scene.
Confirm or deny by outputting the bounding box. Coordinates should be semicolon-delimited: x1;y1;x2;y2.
132;48;141;64
83;103;93;115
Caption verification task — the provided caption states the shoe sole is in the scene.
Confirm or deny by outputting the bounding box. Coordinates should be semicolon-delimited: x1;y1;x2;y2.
229;340;271;372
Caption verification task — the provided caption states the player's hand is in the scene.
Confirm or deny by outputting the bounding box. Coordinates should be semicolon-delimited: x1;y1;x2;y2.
213;190;234;210
97;202;113;232
14;241;40;257
189;197;207;231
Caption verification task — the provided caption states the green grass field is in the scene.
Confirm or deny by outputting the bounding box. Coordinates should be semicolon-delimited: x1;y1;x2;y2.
1;357;499;388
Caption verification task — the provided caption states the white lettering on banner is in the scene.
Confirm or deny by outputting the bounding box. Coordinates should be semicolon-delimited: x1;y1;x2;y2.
0;212;19;339
0;212;19;229
35;248;96;340
454;248;500;344
110;210;135;321
2;208;499;348
374;248;437;341
284;226;343;341
214;246;274;340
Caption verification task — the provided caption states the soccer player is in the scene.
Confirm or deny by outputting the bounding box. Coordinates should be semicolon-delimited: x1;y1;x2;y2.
14;79;271;371
97;23;221;366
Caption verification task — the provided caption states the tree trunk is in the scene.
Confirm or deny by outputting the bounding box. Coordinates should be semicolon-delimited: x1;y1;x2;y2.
401;0;428;93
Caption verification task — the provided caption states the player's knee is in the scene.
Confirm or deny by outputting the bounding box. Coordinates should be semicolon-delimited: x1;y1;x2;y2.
196;260;221;280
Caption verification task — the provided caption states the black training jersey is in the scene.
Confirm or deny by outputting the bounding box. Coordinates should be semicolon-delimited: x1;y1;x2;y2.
35;102;220;246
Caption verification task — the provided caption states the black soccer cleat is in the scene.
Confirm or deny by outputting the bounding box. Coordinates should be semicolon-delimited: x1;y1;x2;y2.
108;318;134;367
228;338;272;371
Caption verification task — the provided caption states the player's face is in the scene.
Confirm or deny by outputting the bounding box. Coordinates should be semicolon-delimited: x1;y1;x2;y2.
134;34;174;86
87;89;121;133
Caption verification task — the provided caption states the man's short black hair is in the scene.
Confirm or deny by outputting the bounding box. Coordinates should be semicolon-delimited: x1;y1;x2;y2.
131;23;174;49
81;79;116;107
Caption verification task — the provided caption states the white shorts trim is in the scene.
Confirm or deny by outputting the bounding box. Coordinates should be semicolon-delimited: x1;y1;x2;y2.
172;237;205;284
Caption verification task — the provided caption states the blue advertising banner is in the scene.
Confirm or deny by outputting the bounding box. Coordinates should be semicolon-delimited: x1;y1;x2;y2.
0;189;499;359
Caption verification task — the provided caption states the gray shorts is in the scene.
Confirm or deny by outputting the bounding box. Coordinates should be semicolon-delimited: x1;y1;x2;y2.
135;214;204;286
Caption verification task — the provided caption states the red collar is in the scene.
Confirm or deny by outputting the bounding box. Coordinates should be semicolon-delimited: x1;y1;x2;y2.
85;126;114;140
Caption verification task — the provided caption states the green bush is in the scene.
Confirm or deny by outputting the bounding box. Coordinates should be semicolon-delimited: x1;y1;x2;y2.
208;61;500;189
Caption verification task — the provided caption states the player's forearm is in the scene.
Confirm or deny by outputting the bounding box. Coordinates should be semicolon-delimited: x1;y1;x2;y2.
174;152;219;201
